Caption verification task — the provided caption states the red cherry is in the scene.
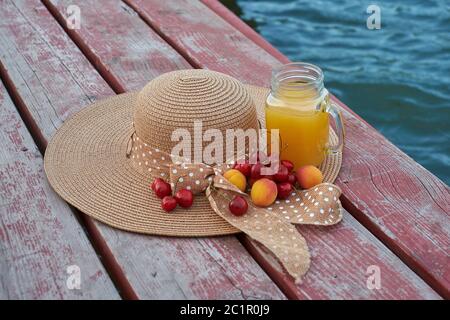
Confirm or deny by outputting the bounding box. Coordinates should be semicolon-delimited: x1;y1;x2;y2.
250;163;263;179
249;151;267;164
287;173;297;185
281;160;294;172
151;178;165;191
277;182;293;200
154;180;172;199
274;165;289;182
161;196;177;212
175;189;194;208
234;162;252;177
258;152;270;165
229;195;248;216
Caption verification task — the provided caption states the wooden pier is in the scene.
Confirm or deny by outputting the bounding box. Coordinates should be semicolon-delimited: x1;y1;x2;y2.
0;0;448;299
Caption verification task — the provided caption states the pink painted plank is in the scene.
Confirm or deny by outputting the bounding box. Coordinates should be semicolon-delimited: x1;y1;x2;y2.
201;0;290;64
334;98;450;298
44;0;189;93
0;78;119;299
124;0;448;298
242;215;443;299
0;0;285;299
124;0;274;87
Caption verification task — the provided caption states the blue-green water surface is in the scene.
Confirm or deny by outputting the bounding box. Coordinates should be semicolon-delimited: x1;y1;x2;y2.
222;0;450;184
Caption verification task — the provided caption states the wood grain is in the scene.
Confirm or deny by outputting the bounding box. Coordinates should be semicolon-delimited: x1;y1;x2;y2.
124;0;276;86
201;0;290;64
44;0;188;93
334;98;450;297
0;0;285;299
0;79;119;299
125;0;448;298
242;213;442;299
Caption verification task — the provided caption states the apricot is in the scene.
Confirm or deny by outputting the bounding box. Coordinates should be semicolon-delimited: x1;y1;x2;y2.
296;165;323;189
251;178;278;207
223;169;247;192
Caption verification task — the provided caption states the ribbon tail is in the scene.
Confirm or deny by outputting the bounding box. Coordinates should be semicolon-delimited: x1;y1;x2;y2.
206;185;311;282
270;183;344;226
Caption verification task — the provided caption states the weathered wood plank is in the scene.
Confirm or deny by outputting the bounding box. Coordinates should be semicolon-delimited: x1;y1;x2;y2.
242;215;442;299
0;0;285;299
44;0;189;93
0;79;120;299
124;0;448;298
201;0;290;64
124;0;274;87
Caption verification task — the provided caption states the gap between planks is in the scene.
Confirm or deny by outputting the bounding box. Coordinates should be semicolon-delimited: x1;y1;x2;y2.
41;0;125;94
119;0;204;70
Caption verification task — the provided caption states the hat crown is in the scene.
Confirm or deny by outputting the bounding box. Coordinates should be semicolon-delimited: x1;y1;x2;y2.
134;69;258;155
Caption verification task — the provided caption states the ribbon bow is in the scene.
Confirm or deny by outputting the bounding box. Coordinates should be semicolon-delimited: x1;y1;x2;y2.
168;163;343;282
128;133;343;282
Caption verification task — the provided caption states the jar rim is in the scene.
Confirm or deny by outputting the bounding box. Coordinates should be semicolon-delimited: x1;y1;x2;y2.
272;62;324;87
270;62;326;105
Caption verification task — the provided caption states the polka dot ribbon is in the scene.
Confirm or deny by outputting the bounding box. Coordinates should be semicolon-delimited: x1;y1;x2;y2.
128;133;343;282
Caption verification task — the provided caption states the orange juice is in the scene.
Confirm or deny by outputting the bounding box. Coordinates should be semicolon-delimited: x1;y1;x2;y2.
265;86;329;168
265;62;344;170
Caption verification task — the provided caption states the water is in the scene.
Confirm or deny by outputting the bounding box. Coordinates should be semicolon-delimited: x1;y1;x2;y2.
222;0;450;185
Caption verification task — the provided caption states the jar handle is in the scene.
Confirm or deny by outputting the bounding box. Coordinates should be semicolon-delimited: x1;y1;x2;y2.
326;101;345;154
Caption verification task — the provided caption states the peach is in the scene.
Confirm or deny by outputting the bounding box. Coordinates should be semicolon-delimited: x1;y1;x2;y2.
296;165;323;189
251;178;278;207
223;169;247;192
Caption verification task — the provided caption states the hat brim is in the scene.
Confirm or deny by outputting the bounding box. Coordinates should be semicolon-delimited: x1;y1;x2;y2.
44;85;341;237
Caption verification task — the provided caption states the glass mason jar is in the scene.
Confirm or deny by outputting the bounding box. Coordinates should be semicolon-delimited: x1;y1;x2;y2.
265;62;344;169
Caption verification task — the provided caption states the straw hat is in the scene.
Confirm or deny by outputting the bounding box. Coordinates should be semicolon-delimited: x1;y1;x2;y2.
44;69;341;237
